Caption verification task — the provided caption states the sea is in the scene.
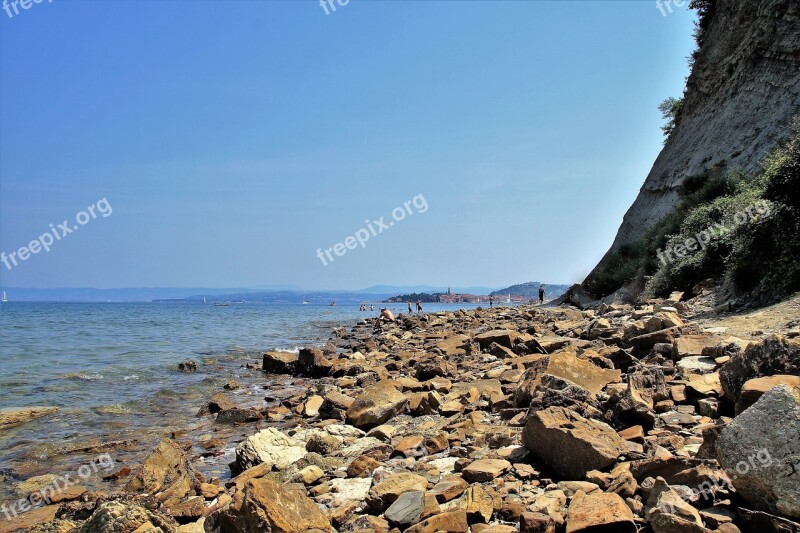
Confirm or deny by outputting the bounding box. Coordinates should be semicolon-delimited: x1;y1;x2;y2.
0;300;486;494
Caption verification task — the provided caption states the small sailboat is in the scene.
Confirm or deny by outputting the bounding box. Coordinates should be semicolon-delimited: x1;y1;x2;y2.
1;291;7;303
302;299;310;305
203;297;207;304
329;301;336;307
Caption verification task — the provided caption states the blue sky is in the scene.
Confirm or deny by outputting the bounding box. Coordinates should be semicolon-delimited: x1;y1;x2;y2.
0;0;697;290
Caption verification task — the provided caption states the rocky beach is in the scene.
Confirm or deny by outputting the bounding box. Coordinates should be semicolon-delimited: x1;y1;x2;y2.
2;292;799;533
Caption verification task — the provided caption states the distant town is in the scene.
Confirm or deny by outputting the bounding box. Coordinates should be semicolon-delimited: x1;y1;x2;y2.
383;282;570;304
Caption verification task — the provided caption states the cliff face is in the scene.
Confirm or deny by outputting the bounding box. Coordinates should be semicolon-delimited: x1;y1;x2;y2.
587;0;800;291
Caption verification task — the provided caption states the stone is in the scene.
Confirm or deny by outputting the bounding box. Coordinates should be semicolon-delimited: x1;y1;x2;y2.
475;329;519;349
565;491;636;533
736;374;800;414
346;381;408;428
522;407;627;479
234;427;306;474
79;501;177;533
716;385;800;519
295;465;324;485
719;336;800;403
178;359;198;372
462;458;512;482
346;455;381;478
520;512;557;533
429;476;469;503
207;392;235;414
404;510;469;533
0;406;59;429
514;352;620;406
646;477;709;533
328;477;373;506
218;478;331;532
457;485;494;523
384;490;425;528
367;471;428;511
305;432;343;454
303;394;324;417
297;347;332;378
262;351;298;374
125;439;200;507
366;424;396;441
216;408;262;424
393;435;425;458
672;335;716;360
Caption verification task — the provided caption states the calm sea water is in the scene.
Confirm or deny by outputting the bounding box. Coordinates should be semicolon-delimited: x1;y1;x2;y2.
0;301;475;412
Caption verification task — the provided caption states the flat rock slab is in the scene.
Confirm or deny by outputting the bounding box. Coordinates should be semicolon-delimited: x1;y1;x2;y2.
462;458;512;482
0;406;59;430
566;491;636;533
385;490;425;527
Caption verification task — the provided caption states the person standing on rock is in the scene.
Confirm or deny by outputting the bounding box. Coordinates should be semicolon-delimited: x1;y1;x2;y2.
538;285;545;305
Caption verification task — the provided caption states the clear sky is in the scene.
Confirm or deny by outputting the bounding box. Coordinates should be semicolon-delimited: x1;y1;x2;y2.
0;0;697;291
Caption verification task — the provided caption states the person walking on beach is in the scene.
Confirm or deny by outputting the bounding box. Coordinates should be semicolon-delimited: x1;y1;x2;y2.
538;285;545;305
408;302;413;314
489;295;494;308
416;300;422;313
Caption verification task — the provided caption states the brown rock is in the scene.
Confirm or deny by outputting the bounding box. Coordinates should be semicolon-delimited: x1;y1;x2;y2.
0;406;59;430
125;439;200;507
462;459;512;482
566;491;636;533
367;472;428;512
522;407;626;479
262;351;298;374
218;478;331;532
298;347;332;378
520;512;557;533
404;510;469;533
736;374;800;414
429;476;469;503
346;381;408;428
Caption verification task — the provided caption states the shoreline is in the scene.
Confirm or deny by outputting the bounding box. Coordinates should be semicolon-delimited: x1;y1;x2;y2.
1;295;799;532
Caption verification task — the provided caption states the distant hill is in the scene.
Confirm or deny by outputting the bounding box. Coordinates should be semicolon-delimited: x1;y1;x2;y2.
490;282;570;299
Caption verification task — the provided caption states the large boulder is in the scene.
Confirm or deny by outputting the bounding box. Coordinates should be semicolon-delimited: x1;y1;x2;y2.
125;439;200;507
566;491;636;533
716;385;800;519
522;407;627;479
262;351;298;374
719;336;800;403
345;381;408;428
474;329;519;349
297;347;332;378
514;352;621;407
218;478;332;532
234;428;306;474
366;471;428;512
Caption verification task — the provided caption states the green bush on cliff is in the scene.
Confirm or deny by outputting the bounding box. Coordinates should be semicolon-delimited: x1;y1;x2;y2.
645;120;800;303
